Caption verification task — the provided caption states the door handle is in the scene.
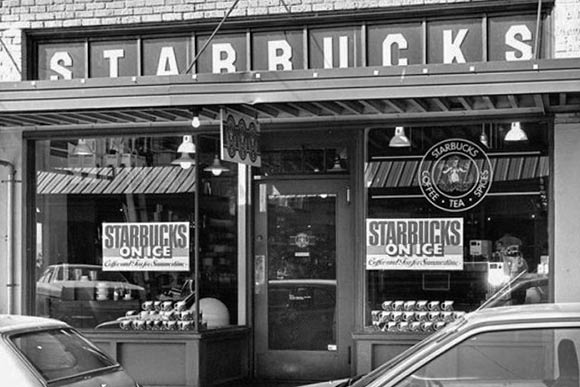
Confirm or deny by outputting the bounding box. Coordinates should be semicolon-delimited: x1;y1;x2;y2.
255;254;266;294
346;186;351;204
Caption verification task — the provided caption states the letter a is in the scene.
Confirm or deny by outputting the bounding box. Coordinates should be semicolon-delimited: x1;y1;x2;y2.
156;46;179;75
443;29;468;63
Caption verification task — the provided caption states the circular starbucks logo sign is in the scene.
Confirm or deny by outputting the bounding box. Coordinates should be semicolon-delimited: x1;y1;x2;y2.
418;138;493;212
294;232;311;248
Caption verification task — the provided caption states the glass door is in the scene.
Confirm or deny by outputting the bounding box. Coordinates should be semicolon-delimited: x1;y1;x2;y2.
254;179;353;381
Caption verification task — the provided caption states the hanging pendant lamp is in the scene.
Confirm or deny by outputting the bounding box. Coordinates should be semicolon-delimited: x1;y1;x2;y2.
328;156;347;172
172;135;196;169
74;139;94;156
389;126;411;148
504;122;528;142
480;125;489;148
204;154;230;176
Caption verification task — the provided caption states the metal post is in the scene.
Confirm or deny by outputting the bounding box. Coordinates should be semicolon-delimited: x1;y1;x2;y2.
193;135;201;331
0;160;16;314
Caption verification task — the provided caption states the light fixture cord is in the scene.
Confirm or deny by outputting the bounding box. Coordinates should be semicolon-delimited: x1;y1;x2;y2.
534;0;543;59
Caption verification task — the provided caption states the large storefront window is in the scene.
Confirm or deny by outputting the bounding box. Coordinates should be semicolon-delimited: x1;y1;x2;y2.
34;134;239;330
365;121;550;332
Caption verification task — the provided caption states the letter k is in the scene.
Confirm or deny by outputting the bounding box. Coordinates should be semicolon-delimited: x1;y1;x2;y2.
443;29;468;63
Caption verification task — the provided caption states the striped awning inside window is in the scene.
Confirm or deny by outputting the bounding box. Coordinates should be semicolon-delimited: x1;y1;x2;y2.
366;155;549;188
37;166;196;195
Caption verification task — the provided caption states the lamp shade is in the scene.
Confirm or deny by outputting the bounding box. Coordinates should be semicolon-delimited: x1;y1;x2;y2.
328;157;346;172
203;155;230;176
389;126;411;147
177;135;196;154
172;152;195;169
74;139;94;156
504;122;528;142
479;129;489;148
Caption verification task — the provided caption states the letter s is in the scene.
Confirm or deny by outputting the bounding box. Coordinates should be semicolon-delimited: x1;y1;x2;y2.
103;225;114;249
505;25;533;61
50;51;73;80
368;221;380;246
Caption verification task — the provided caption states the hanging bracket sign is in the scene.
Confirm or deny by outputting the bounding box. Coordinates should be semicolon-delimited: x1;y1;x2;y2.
220;108;261;167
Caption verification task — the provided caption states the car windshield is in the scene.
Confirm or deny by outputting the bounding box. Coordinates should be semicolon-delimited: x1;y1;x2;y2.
10;328;117;383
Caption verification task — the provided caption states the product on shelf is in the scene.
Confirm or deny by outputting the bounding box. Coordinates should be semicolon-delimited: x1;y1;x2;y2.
372;299;464;333
118;299;205;331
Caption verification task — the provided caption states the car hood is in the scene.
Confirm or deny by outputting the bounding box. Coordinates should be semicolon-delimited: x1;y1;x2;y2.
300;379;350;387
51;367;137;387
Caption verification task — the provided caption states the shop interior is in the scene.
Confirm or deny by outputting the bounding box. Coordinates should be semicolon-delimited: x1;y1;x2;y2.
34;134;239;330
365;120;550;328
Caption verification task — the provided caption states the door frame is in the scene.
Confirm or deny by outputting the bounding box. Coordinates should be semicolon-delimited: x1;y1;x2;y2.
252;176;355;381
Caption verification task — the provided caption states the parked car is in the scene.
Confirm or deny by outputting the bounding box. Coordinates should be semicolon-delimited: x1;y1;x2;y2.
303;302;580;387
0;314;140;386
36;264;145;328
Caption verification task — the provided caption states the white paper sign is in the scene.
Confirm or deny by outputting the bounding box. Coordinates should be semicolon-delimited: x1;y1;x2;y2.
102;222;190;271
366;218;464;270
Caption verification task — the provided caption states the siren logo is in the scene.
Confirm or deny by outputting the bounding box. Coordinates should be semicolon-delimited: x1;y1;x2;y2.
418;138;493;212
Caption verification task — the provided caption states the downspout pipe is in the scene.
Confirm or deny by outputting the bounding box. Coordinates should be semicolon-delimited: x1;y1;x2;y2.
0;160;16;314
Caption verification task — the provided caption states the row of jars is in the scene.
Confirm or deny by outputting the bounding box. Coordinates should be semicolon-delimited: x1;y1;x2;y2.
381;300;454;312
119;299;204;331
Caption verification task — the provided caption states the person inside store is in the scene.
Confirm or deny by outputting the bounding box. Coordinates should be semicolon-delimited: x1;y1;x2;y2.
495;233;529;278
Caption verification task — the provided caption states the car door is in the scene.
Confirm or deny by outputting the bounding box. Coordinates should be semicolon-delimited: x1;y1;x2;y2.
386;323;580;387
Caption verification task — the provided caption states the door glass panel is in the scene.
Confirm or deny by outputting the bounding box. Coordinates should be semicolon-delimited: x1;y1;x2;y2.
267;193;337;351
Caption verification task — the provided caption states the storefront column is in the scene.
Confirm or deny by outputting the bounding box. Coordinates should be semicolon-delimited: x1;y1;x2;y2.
554;113;580;302
0;127;23;315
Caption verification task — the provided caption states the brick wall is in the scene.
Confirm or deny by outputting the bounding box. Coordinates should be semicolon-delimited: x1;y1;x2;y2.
1;0;579;81
554;0;580;57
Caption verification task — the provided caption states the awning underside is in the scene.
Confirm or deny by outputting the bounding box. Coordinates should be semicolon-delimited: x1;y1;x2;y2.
1;59;578;130
1;93;578;130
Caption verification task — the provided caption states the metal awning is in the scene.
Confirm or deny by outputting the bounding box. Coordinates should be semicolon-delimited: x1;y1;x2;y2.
37;166;196;195
1;58;579;131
